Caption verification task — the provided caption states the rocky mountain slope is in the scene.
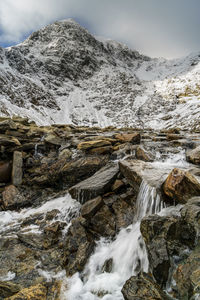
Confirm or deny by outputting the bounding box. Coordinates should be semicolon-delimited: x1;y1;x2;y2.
0;19;200;130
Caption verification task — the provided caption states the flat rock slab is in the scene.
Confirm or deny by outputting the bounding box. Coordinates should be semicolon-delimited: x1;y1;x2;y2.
69;162;119;203
119;159;170;192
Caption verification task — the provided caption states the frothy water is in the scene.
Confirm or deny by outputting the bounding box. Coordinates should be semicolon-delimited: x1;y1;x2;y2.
63;181;166;300
0;194;80;237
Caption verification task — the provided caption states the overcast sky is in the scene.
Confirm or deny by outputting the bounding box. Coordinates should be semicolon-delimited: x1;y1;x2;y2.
0;0;200;58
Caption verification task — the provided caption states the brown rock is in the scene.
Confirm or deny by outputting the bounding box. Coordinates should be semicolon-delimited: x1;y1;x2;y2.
115;132;140;144
111;179;124;192
81;196;104;219
0;161;12;183
6;283;47;300
2;185;26;209
77;140;111;151
163;168;200;204
89;145;113;155
135;146;153;162
122;273;168;300
12;151;23;186
186;146;200;165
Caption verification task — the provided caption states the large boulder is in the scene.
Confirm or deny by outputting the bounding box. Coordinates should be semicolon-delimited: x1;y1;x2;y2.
69;162;119;203
163;168;200;204
186;145;200;165
121;273;168;300
172;242;200;300
141;214;196;286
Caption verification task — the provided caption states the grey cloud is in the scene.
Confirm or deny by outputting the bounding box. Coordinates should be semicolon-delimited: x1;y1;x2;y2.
0;0;200;58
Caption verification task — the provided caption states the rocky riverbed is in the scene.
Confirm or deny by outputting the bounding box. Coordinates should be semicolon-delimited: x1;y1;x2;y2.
0;116;199;299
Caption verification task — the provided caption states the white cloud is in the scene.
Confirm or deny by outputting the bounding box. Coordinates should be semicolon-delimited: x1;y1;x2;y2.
0;0;199;58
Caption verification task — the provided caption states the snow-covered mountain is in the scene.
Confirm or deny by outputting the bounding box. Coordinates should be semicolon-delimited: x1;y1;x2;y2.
0;19;200;130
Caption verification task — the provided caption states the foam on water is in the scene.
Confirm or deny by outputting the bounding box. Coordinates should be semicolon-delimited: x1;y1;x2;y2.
0;194;80;236
64;181;167;300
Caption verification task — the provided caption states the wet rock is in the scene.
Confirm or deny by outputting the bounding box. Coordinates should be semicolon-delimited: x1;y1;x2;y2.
141;214;196;286
90;204;116;237
77;139;112;151
163;168;200;204
0;161;12;183
172;242;200;300
112;198;135;230
181;197;200;235
2;185;26;209
65;217;95;276
81;196;104;219
101;258;113;273
0;281;21;299
69;162;119;203
121;272;168;300
115;132;141;144
135;146;153;162
6;283;47;300
186;145;200;165
12;151;23;186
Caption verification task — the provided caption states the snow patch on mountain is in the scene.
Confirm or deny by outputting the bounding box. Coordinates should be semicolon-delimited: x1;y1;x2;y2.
0;19;200;130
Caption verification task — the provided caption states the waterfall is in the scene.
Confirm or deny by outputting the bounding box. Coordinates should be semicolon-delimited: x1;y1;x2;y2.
63;181;166;300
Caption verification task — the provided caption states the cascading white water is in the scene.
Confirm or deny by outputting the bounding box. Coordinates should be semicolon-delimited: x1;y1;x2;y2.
63;181;166;300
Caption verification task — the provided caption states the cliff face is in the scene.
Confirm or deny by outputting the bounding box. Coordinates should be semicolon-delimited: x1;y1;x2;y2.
0;19;200;130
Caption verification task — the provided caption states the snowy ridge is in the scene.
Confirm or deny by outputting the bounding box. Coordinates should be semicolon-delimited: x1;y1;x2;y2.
0;19;200;130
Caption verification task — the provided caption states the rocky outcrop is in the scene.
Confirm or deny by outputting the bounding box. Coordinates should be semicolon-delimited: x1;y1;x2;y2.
172;242;200;300
121;273;168;300
141;214;196;286
163;168;200;204
69;162;119;203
